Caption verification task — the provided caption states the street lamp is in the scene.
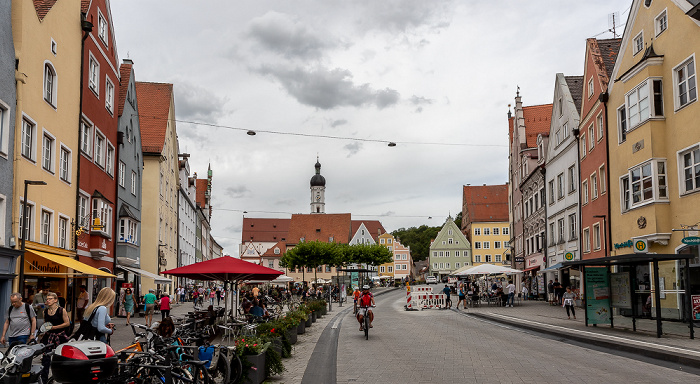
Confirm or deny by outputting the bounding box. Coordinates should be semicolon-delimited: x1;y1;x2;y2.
19;180;47;292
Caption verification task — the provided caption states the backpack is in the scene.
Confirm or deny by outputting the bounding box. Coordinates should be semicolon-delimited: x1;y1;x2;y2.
359;293;372;307
71;307;102;341
7;303;32;324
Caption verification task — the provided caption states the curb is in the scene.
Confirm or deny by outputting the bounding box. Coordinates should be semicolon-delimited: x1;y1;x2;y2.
469;312;700;367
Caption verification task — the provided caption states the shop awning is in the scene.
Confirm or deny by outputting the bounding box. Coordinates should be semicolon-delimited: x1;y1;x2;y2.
26;250;115;277
119;265;172;285
540;262;564;272
522;265;540;272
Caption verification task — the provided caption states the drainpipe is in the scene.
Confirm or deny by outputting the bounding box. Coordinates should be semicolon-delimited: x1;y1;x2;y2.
573;127;582;289
599;91;613;256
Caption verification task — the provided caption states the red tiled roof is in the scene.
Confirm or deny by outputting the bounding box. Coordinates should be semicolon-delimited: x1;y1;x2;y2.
135;82;172;154
241;218;291;243
463;184;509;223
261;241;286;257
117;63;132;117
287;213;352;245
196;179;208;208
81;0;90;13
597;38;622;79
33;0;57;21
351;220;386;241
523;104;553;148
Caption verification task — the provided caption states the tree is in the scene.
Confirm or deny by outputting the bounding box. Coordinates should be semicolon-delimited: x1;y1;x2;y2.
454;211;463;230
281;242;391;282
391;225;441;262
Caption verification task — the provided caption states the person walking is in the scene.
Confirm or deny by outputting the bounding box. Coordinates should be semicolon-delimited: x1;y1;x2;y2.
562;286;577;319
76;285;89;322
553;278;563;305
84;287;116;342
1;293;36;345
215;287;221;306
456;283;467;310
521;284;529;301
143;289;157;327
547;280;555;305
39;292;71;383
505;280;516;307
209;289;216;306
442;284;452;309
158;293;171;320
122;288;135;325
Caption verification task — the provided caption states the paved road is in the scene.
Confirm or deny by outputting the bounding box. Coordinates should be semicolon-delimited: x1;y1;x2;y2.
335;289;699;384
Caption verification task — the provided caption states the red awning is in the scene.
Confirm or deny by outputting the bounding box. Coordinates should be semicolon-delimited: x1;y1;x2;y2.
162;256;283;282
523;265;541;272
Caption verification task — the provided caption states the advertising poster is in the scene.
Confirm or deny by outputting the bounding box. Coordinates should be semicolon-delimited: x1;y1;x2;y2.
692;295;700;320
585;267;611;325
610;273;632;309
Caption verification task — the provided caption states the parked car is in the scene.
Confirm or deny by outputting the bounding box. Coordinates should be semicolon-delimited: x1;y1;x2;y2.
425;276;438;285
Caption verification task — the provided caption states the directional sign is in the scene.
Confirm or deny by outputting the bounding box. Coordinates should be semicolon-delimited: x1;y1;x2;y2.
682;236;700;245
634;239;648;253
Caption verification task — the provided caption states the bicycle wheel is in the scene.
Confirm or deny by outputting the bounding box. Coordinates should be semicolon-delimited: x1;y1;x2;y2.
364;314;369;340
207;353;230;384
179;362;212;384
228;353;243;384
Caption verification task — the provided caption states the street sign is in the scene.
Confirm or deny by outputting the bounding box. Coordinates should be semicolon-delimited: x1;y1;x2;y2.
682;236;700;245
564;252;574;261
634;239;648;253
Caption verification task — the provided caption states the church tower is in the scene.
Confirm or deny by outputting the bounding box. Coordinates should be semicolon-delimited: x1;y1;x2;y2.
310;157;326;214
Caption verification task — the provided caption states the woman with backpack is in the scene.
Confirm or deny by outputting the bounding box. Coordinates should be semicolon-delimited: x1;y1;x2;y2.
83;287;116;343
40;292;71;383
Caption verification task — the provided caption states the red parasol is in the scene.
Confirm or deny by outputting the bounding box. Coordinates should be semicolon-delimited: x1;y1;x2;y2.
161;256;283;281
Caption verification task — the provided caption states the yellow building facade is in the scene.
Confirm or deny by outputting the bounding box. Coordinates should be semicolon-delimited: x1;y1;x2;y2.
607;0;700;319
377;233;395;279
11;1;82;294
470;222;510;266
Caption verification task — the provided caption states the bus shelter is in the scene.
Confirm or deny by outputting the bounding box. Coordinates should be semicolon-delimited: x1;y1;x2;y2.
562;253;694;339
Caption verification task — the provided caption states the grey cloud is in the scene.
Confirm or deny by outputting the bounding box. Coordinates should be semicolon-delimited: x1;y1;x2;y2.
256;65;400;110
274;198;296;206
331;119;348;128
247;11;338;60
344;142;363;157
356;0;454;34
410;95;434;113
174;82;228;124
224;224;242;233
225;186;251;199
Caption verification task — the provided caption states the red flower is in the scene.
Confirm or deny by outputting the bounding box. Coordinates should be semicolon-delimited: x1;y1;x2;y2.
271;328;275;333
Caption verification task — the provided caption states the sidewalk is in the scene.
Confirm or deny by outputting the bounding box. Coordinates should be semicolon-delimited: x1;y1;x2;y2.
456;298;700;366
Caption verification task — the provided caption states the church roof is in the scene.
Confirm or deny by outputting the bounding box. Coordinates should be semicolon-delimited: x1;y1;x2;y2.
287;213;352;245
241;218;291;243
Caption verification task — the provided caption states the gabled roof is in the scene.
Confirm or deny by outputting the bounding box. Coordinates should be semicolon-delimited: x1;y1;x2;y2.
463;184;509;223
287;213;352;245
135;82;173;154
33;0;58;21
351;220;386;241
241;218;291;243
261;241;286;258
564;76;584;116
118;63;132;117
523;104;553;148
597;38;622;78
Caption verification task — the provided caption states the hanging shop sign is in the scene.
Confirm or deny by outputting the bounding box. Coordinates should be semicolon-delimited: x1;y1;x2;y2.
682;236;700;245
564;252;575;261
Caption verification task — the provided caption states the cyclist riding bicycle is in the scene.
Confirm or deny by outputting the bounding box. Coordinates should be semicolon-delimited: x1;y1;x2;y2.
352;287;361;313
356;285;375;331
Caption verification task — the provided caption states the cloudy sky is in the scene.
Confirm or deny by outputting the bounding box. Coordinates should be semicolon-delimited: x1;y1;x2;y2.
110;0;631;256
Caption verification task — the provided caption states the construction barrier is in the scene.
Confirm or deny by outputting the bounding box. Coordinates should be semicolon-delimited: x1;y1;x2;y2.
406;287;413;310
411;293;446;309
413;287;433;292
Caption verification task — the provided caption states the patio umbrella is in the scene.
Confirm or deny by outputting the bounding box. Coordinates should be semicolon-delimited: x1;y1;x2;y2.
454;263;515;276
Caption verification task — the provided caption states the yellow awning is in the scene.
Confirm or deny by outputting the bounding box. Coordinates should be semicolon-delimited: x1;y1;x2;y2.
26;250;115;277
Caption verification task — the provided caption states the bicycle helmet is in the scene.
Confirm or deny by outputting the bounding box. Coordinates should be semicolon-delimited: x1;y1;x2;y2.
362;285;370;290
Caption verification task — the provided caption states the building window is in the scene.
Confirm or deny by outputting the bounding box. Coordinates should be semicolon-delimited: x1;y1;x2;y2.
42;133;54;172
59;147;70;182
558;97;563;116
483;242;490;249
582;179;589;205
474;242;481;249
583;228;591;253
549;223;555;246
557;173;564;199
600;165;607;194
558;218;565;243
568;165;576;193
0;102;8;156
119;218;138;244
549;180;555;205
593;223;601;250
97;10;108;46
91;198;112;235
44;63;57;106
655;10;667;36
568;213;577;240
580;133;587;158
269;260;274;268
380;238;385;244
380;266;385;273
88;55;99;94
455;251;460;257
627;79;664;130
388;266;393;273
448;238;453;244
484;228;490;235
445;251;450;257
493;227;499;235
439;251;443;257
591;173;599;200
118;162;125;187
474;228;481;236
674;57;697;110
19;202;33;241
105;78;114;113
597;113;604;140
618;105;627;143
495;241;501;249
131;171;137;195
633;31;643;55
21;118;35;160
503;227;509;235
41;210;52;245
58;216;68;249
94;132;105;168
620;159;668;211
680;146;700;194
475;255;481;263
495;255;502;263
485;255;492;263
589;124;595;150
106;144;114;176
78;194;89;227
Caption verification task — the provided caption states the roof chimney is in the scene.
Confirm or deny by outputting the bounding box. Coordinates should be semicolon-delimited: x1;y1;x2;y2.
123;58;134;65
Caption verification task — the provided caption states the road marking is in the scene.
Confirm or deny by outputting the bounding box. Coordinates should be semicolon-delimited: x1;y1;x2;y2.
332;317;342;329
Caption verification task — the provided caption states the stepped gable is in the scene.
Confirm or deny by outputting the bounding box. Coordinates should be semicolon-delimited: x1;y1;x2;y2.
136;82;172;154
523;104;553;147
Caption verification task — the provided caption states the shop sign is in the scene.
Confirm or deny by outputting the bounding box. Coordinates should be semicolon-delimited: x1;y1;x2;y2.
682;236;700;245
634;239;648;253
614;240;633;249
514;257;524;263
122;283;133;288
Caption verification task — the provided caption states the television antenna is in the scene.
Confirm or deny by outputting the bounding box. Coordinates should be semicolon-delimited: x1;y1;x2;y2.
608;12;620;38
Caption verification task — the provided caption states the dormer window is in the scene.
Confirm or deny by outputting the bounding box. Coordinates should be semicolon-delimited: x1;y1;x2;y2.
274;248;280;255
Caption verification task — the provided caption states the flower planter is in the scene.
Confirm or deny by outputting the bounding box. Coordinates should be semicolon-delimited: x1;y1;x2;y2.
311;312;317;323
305;316;312;327
297;321;306;334
321;306;327;316
271;339;283;357
314;310;321;319
286;328;297;344
243;353;266;384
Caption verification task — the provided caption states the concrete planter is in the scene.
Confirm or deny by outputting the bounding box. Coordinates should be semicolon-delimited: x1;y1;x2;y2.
297;321;306;334
286;328;297;344
305;316;312;327
311;312;317;323
243;353;266;384
321;306;327;316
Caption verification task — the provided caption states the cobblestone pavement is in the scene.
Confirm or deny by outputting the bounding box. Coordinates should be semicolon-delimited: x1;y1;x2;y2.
335;289;699;384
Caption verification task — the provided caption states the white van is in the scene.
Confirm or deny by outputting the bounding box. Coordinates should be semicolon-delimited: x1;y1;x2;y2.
425;276;438;285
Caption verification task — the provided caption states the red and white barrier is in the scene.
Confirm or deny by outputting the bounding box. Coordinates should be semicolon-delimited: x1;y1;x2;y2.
411;293;446;309
414;287;433;292
406;287;413;309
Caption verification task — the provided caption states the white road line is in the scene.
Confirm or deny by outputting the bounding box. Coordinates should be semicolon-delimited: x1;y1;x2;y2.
332;317;342;329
